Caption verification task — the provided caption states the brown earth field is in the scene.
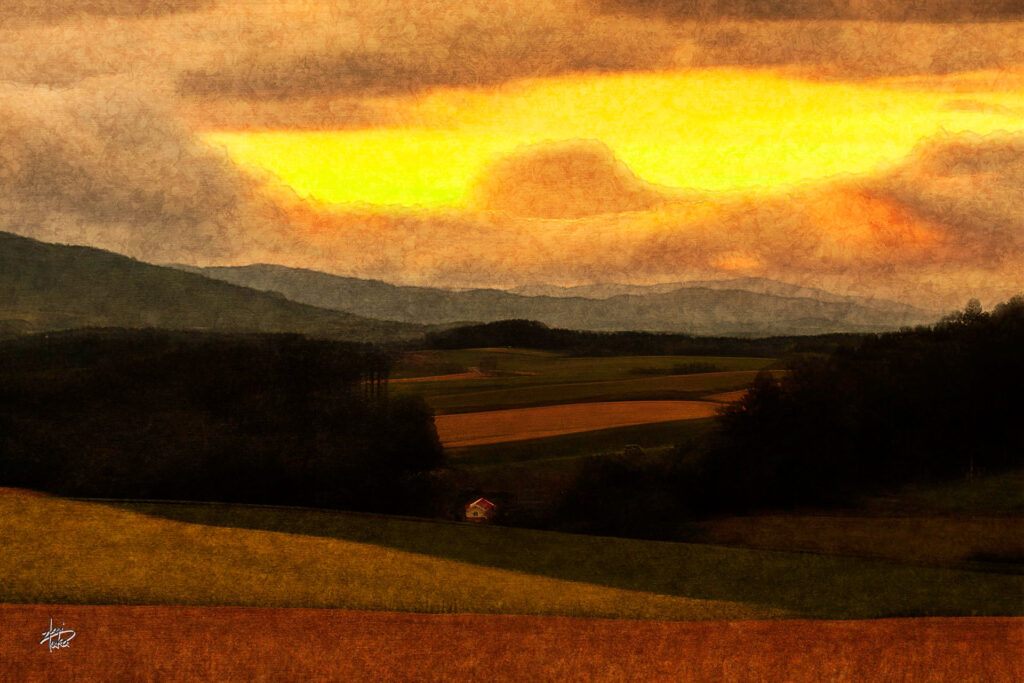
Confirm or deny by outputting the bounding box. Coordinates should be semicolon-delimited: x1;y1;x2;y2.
390;370;489;383
703;389;751;403
434;400;721;447
3;605;1021;682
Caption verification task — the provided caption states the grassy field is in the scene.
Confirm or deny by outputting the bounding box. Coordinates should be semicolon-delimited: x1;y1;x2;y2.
3;491;1021;620
435;401;720;447
448;418;716;468
0;491;768;621
399;370;777;414
445;419;716;503
863;469;1024;517
693;516;1024;571
390;348;775;414
393;349;774;381
690;467;1024;572
4;605;1020;682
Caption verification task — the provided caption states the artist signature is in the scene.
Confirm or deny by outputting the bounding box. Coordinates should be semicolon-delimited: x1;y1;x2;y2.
40;618;76;652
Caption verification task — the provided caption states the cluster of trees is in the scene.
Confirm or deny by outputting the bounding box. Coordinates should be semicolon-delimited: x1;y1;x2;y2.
0;329;444;513
558;297;1024;537
424;319;865;358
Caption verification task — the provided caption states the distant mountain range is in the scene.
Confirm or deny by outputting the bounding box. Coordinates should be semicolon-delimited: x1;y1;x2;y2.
0;232;423;342
508;279;930;315
0;232;942;340
176;264;942;337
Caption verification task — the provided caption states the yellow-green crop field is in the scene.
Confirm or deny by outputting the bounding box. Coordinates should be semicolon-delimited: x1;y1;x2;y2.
2;491;1020;620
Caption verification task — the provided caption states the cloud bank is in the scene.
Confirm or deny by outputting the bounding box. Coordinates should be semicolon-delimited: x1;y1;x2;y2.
0;79;292;263
176;1;676;99
600;0;1024;22
470;140;671;219
0;0;1021;311
270;133;1024;309
0;0;211;24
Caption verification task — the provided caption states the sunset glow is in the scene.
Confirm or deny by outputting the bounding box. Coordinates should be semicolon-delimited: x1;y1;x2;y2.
202;69;1024;207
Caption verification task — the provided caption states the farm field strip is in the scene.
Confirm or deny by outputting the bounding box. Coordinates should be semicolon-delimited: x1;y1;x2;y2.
695;515;1024;571
863;469;1024;516
704;389;751;403
2;492;1020;620
448;418;717;468
435;401;721;447
0;491;774;621
404;370;781;414
3;605;1020;682
390;370;489;383
393;349;773;383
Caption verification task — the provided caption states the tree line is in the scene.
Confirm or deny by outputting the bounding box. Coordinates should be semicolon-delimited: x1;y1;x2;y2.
556;297;1024;538
423;318;868;358
0;329;444;513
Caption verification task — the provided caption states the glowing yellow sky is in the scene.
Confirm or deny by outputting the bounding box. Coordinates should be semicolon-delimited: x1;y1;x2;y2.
202;69;1024;207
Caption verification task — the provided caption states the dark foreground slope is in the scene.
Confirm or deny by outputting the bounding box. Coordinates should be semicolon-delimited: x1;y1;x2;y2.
0;232;423;342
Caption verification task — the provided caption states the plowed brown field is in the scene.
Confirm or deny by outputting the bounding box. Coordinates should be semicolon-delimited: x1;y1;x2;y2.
704;389;750;403
3;605;1020;682
434;400;721;447
390;370;488;382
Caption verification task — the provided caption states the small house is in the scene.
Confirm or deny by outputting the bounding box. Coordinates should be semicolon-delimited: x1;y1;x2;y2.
464;497;497;522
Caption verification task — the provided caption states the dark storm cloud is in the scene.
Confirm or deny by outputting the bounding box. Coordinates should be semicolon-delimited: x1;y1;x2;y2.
3;0;1020;105
170;0;1024;102
687;21;1024;76
0;80;291;263
598;0;1024;22
0;0;212;24
177;2;675;99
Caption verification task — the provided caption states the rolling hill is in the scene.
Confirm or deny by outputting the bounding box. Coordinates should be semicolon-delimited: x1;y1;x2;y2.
177;263;941;336
0;232;423;342
3;492;1020;620
510;277;932;315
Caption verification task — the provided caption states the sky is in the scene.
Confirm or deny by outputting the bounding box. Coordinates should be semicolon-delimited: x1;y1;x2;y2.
2;0;1024;309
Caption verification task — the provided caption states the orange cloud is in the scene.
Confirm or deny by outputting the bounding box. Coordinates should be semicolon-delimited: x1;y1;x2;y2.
709;252;762;272
470;140;671;219
259;133;1024;310
2;0;1022;134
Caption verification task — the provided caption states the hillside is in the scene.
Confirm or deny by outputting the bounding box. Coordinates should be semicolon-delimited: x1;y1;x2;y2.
178;264;940;336
0;233;423;342
510;277;930;315
2;492;1019;619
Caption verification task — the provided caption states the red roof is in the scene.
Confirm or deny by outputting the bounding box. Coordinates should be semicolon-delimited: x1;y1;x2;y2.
466;497;496;510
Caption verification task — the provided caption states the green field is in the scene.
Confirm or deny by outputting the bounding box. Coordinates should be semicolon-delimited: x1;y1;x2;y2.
396;349;773;502
862;469;1024;517
397;368;778;414
694;515;1024;570
2;492;1020;620
449;418;717;468
394;349;774;381
392;349;775;414
692;467;1024;570
444;419;717;503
